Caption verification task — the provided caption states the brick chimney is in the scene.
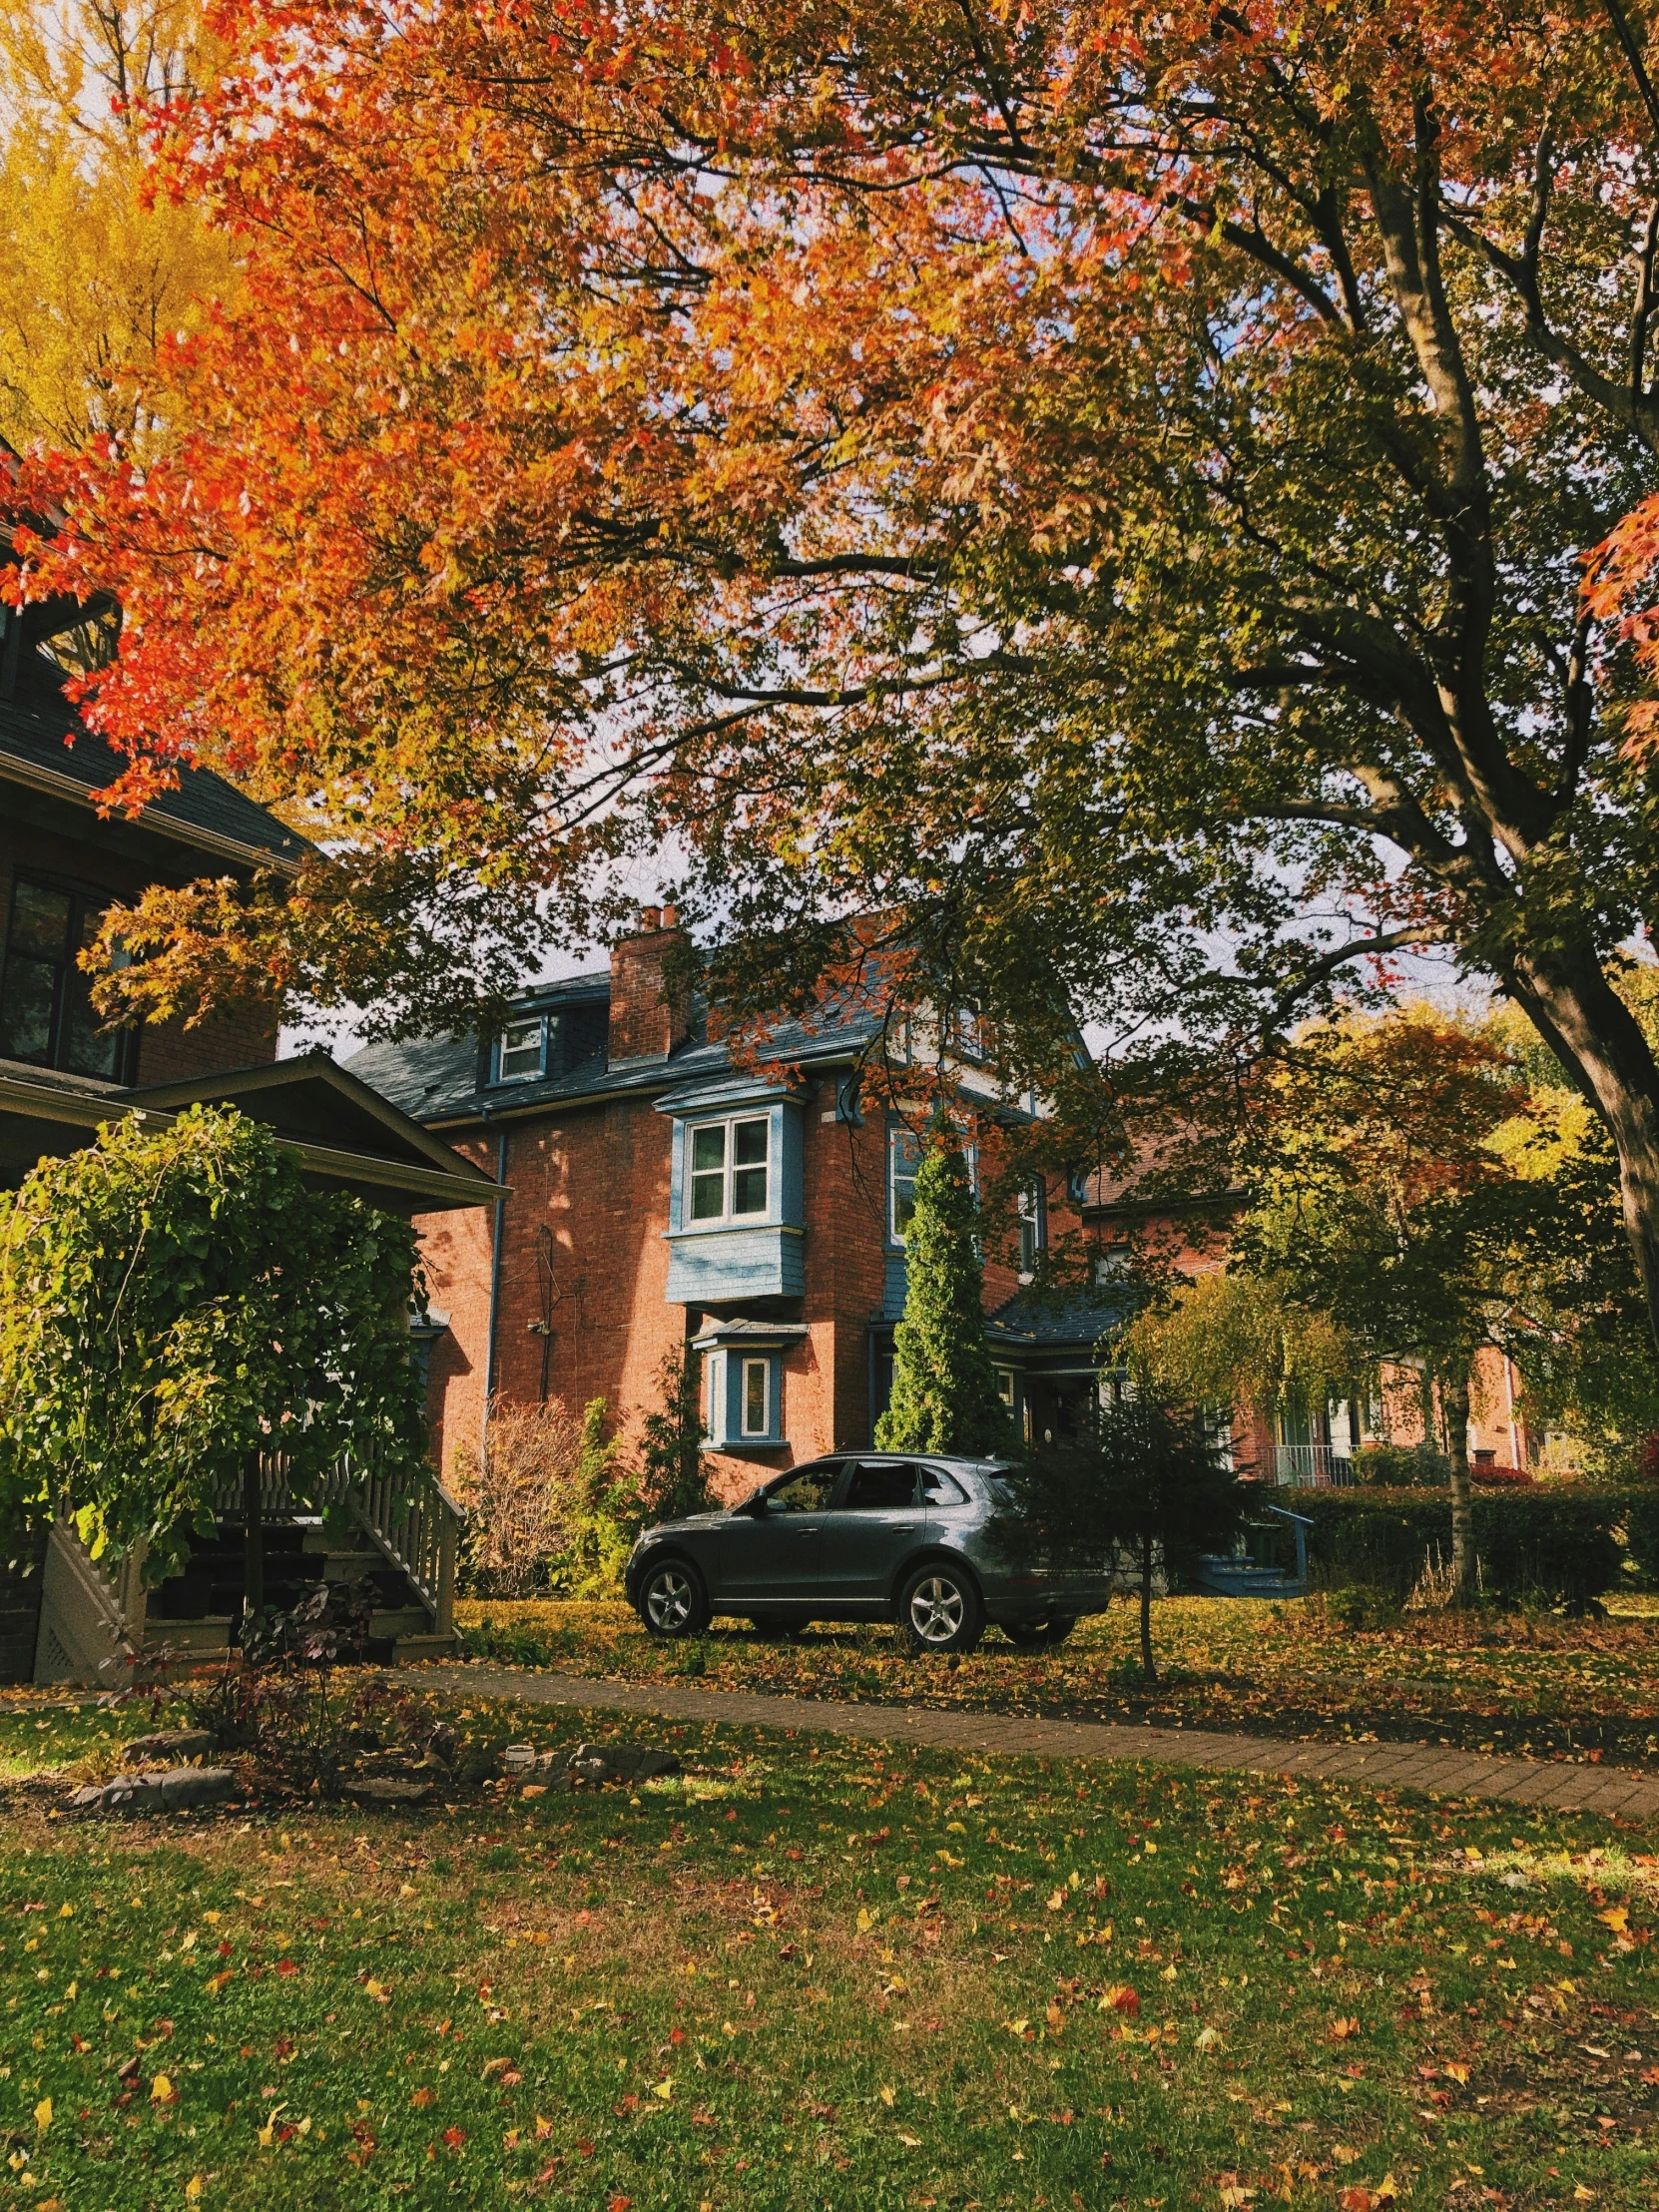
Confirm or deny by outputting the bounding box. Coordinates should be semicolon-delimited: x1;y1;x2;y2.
608;905;692;1064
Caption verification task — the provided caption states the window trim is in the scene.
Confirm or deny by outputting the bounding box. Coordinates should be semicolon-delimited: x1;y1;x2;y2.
684;1110;773;1226
492;1006;563;1086
739;1356;771;1438
1017;1177;1046;1276
887;1122;920;1247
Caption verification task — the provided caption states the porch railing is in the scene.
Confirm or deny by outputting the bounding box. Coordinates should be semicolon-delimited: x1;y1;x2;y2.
209;1455;462;1636
1268;1443;1355;1489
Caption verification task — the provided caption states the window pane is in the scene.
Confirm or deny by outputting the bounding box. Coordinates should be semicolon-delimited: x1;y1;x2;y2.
844;1462;916;1510
889;1129;919;1241
690;1171;726;1221
732;1118;768;1166
770;1465;833;1512
9;882;71;959
60;977;123;1078
731;1164;767;1216
0;955;56;1063
498;1015;544;1079
690;1124;726;1173
743;1359;769;1435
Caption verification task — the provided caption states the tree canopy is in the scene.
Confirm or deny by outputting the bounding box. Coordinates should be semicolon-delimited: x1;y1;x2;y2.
0;1103;428;1573
11;0;1659;1336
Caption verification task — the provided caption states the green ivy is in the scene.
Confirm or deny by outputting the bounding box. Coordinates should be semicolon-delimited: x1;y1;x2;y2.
0;1103;428;1576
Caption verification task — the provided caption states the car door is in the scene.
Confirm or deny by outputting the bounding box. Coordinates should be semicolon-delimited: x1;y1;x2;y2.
816;1460;925;1608
712;1461;841;1606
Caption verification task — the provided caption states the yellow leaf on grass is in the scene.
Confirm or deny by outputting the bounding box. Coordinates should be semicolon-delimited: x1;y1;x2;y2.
152;2074;176;2105
257;2125;274;2150
651;2078;673;2100
33;2098;50;2133
185;2176;204;2203
879;2086;895;2107
1598;1907;1629;1935
1046;1889;1065;1912
364;1979;391;2003
1574;2190;1596;2203
856;1909;876;1933
1443;2062;1469;2084
1004;2018;1030;2038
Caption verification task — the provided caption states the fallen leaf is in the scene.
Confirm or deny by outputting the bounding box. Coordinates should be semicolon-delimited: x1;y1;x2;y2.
1597;1907;1628;1935
1444;2062;1469;2085
856;1909;876;1933
1100;1985;1141;2016
185;2175;204;2203
363;1979;391;2004
650;2079;673;2100
441;2126;465;2149
1045;2001;1065;2032
879;2085;896;2107
152;2073;177;2105
1331;2017;1361;2042
410;2088;435;2109
32;2098;50;2134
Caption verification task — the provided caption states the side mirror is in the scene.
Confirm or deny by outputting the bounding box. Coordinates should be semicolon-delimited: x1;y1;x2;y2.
734;1490;769;1518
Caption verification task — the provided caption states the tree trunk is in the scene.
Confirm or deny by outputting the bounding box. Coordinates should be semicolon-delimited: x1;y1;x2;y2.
1139;1543;1158;1684
1508;947;1659;1356
1441;1369;1475;1605
243;1458;265;1624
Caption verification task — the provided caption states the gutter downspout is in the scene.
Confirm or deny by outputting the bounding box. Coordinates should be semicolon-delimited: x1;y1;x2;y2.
483;1117;509;1451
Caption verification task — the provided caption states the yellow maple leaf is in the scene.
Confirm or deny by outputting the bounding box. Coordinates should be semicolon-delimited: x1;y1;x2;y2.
32;2098;50;2133
1597;1907;1629;1934
856;1908;876;1932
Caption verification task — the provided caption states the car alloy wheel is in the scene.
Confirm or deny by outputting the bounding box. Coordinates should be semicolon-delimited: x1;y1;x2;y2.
639;1559;709;1638
897;1564;983;1655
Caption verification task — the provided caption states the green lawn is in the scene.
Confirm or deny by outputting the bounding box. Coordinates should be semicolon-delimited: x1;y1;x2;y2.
454;1596;1659;1769
0;1688;1652;2208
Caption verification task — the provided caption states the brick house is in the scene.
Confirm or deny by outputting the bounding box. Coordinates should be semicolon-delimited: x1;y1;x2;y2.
348;907;1122;1494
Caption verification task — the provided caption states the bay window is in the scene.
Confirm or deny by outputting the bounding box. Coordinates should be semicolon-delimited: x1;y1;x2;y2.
688;1113;770;1222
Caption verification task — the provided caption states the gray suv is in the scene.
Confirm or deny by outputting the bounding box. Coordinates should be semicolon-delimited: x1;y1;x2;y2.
624;1453;1112;1655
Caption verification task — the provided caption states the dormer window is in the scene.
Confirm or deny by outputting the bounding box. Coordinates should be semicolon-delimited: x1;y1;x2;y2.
496;1010;554;1083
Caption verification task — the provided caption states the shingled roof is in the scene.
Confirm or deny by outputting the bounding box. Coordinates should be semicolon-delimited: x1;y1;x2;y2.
0;655;308;873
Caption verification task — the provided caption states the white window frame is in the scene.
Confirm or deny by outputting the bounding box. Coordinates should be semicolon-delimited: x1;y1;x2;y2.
686;1113;771;1225
740;1356;772;1438
995;1368;1015;1409
887;1123;920;1246
497;1011;547;1083
1017;1178;1045;1275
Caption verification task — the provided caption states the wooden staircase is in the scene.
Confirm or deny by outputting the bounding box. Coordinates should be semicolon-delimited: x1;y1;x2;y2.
32;1462;463;1684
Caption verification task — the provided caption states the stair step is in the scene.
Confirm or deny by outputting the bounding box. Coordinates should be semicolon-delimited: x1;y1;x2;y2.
370;1608;434;1640
146;1617;235;1653
391;1631;461;1666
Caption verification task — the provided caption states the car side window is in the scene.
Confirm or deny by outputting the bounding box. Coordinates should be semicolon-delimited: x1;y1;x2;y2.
767;1463;838;1513
920;1466;969;1504
841;1461;919;1511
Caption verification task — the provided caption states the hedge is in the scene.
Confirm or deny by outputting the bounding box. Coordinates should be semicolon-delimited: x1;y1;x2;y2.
1284;1484;1643;1606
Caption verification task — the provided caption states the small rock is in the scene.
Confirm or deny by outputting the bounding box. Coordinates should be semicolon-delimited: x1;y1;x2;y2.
340;1777;433;1807
567;1741;682;1784
69;1767;237;1820
121;1729;214;1768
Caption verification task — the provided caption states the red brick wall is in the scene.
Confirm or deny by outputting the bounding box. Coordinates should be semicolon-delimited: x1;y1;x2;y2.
0;814;279;1083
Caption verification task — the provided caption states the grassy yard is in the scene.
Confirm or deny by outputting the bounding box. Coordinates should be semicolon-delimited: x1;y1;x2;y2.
453;1597;1659;1771
0;1687;1652;2209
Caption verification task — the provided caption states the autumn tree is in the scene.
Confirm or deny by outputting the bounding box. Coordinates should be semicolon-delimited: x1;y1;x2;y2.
17;1;1659;1352
0;0;234;464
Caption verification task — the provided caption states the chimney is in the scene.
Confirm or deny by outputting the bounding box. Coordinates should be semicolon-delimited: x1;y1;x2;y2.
608;904;692;1065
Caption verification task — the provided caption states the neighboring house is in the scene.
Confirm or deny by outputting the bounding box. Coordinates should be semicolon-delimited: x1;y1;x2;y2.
0;566;500;1681
1079;1173;1535;1483
348;907;1125;1492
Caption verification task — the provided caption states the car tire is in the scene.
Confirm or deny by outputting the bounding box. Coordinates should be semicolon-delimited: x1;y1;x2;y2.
1002;1616;1077;1649
896;1562;984;1655
636;1556;711;1639
749;1614;805;1640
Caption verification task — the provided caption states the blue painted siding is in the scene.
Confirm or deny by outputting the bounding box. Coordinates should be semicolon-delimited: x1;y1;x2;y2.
882;1251;908;1321
667;1226;806;1303
703;1348;786;1447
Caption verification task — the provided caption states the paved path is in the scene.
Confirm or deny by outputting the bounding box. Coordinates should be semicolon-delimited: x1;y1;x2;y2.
419;1667;1659;1824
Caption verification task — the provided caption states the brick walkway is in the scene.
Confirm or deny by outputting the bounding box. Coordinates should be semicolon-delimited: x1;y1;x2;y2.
420;1667;1659;1824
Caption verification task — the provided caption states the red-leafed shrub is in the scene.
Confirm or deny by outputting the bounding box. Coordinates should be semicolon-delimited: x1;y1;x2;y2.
1470;1463;1533;1487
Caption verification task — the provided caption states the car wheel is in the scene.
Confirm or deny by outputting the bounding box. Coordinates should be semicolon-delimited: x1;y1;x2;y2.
897;1562;984;1655
1002;1616;1077;1649
749;1614;805;1640
636;1557;711;1639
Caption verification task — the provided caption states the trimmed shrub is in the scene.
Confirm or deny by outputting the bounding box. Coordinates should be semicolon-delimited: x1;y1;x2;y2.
1470;1462;1533;1486
1351;1442;1449;1487
1291;1485;1630;1606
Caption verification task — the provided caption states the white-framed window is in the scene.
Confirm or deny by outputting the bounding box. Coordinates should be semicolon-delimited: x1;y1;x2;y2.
687;1113;771;1223
888;1124;920;1244
740;1357;771;1437
497;1011;549;1082
950;1006;986;1061
1018;1179;1045;1274
995;1368;1015;1409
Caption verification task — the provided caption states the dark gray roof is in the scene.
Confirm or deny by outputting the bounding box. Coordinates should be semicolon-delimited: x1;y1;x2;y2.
345;972;885;1126
0;658;308;870
983;1286;1144;1350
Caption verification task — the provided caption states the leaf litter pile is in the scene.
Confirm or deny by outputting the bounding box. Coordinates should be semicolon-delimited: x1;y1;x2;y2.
0;1691;1651;2209
457;1597;1659;1769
